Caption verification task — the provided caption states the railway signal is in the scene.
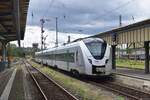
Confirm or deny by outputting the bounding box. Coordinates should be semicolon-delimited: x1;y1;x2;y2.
40;18;50;66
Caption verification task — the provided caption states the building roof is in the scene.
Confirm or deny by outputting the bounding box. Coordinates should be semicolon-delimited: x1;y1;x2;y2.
93;18;150;37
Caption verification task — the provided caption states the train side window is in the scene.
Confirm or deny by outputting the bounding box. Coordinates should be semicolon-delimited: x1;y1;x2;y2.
70;53;75;62
49;54;52;59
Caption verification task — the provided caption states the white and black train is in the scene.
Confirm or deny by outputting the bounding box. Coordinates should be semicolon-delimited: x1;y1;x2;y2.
35;38;112;76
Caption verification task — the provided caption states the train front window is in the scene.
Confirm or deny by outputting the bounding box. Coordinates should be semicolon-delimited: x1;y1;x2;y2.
84;40;106;60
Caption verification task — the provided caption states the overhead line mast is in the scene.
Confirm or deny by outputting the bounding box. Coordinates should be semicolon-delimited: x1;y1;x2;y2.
40;19;45;51
55;17;58;47
119;15;122;27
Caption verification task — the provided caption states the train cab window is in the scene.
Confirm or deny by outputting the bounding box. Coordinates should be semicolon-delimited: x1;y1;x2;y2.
84;39;106;60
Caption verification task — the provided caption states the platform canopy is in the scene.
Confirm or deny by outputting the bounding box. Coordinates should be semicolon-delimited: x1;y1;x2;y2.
91;19;150;47
0;0;30;45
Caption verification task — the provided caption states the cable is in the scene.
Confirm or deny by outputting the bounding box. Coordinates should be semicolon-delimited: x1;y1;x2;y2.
33;0;136;34
42;0;55;18
93;0;135;21
104;0;135;15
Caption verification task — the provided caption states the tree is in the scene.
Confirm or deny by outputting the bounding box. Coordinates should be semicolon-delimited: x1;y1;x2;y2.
8;43;24;57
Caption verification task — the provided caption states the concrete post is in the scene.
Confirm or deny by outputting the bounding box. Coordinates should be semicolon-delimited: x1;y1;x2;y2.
0;42;7;71
2;43;6;62
112;45;116;70
7;43;10;68
144;41;149;74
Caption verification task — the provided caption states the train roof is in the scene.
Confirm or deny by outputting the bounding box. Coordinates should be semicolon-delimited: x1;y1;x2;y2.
35;40;80;55
35;37;104;55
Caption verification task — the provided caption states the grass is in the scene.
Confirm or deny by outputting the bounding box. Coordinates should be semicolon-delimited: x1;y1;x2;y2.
116;59;144;69
29;61;122;100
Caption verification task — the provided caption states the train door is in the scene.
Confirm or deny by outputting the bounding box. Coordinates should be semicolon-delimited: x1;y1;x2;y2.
54;50;57;67
78;48;84;67
51;51;54;66
75;50;79;66
66;50;69;70
75;47;81;66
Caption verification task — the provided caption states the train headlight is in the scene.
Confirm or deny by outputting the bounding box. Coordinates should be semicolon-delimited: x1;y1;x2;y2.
88;59;92;64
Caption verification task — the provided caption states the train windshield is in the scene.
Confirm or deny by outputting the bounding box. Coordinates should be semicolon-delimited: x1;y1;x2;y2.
84;39;106;60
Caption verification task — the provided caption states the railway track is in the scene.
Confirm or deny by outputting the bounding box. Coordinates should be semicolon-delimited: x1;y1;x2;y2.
31;60;150;100
24;61;78;100
88;81;150;100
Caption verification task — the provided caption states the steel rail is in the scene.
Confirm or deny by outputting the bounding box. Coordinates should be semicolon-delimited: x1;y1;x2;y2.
91;81;139;100
88;81;150;100
24;62;48;100
25;61;78;100
110;82;150;95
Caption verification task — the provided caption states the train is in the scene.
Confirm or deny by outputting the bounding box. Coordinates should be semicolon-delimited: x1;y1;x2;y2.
34;38;112;76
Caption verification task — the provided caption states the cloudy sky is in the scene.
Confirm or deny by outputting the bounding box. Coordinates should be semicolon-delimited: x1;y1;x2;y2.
12;0;150;48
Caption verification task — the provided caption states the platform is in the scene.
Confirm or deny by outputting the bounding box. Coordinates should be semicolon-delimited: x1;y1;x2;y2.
0;60;46;100
113;67;150;81
113;67;150;91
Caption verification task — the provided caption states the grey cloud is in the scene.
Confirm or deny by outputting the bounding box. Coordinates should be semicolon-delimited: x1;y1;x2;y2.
27;0;150;34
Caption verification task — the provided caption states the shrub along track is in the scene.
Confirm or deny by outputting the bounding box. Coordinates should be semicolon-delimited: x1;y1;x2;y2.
24;60;78;100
